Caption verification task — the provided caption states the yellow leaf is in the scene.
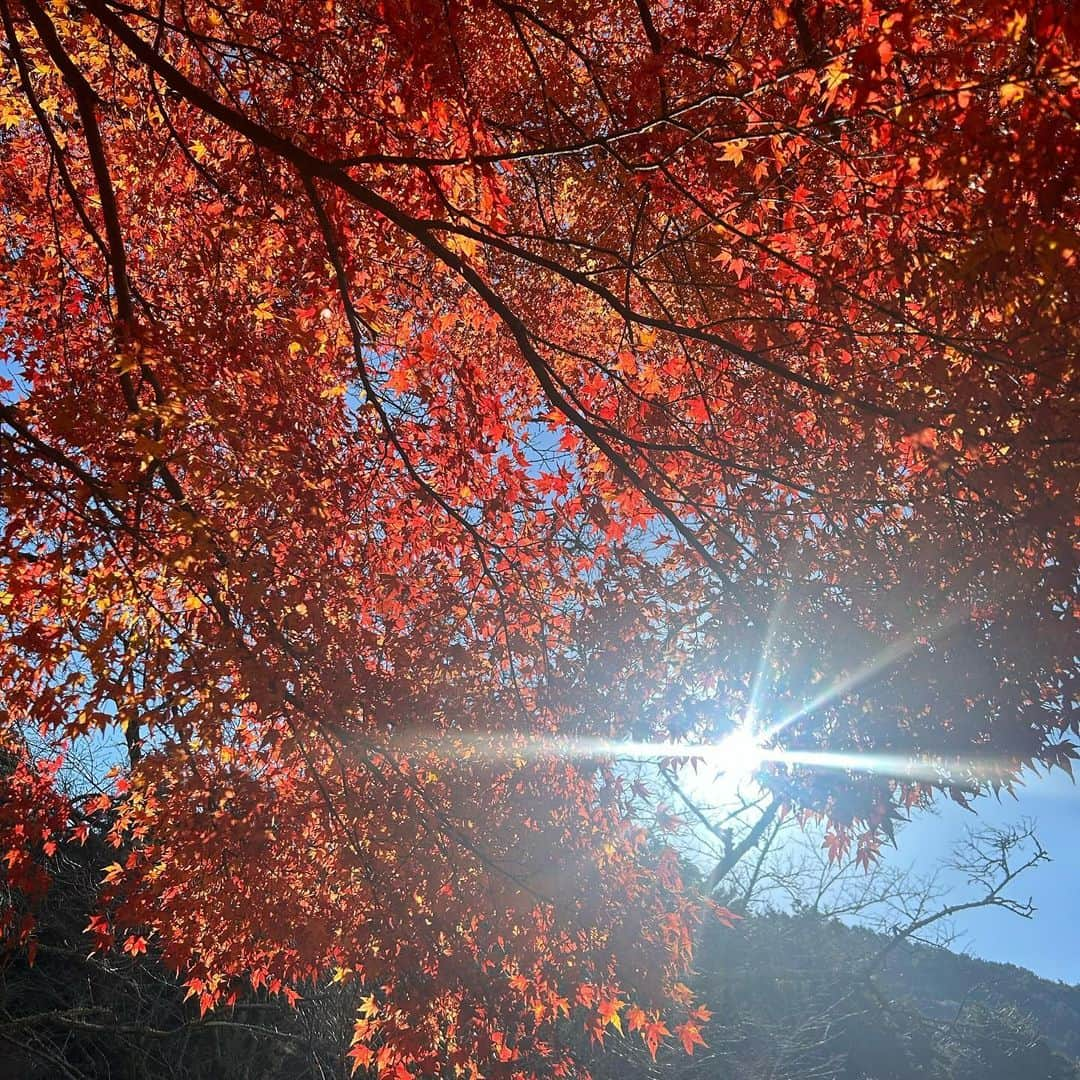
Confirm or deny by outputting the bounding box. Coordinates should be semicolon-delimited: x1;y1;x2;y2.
1005;12;1027;40
598;998;625;1033
722;139;749;166
445;233;479;260
824;61;849;93
112;351;140;375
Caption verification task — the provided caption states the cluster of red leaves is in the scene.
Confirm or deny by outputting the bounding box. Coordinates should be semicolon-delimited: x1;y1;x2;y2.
0;747;71;961
0;0;1076;1075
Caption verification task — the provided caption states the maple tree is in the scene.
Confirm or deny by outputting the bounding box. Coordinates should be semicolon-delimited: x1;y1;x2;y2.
0;0;1076;1074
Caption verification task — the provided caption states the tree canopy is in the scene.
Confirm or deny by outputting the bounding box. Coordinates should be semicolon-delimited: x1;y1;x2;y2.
0;0;1076;1074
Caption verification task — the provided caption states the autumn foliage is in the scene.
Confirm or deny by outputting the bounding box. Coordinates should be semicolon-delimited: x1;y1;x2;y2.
0;0;1076;1074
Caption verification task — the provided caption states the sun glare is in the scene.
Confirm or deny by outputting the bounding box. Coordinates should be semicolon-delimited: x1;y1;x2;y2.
715;725;765;782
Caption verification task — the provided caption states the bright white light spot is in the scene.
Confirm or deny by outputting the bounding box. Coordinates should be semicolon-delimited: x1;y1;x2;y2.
677;724;766;807
716;725;765;781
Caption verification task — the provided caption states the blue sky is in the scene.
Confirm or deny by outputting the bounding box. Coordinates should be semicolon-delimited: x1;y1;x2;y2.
889;767;1080;984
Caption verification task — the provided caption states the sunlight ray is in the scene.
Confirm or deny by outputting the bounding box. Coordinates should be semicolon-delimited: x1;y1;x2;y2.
757;609;966;747
374;729;1045;796
744;592;786;733
760;747;1021;786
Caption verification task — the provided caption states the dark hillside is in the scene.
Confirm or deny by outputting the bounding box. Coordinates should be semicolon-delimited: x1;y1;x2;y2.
3;867;1077;1079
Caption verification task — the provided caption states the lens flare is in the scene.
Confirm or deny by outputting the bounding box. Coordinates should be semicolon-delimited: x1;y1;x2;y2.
757;608;967;747
714;724;766;781
367;728;1043;800
364;612;1058;799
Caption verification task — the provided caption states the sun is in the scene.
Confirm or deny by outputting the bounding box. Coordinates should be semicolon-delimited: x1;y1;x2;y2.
676;723;767;806
715;724;766;782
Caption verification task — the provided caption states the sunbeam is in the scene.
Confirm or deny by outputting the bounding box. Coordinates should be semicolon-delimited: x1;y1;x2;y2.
757;608;967;747
372;728;1035;793
369;609;1045;804
617;739;1025;789
744;592;786;732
